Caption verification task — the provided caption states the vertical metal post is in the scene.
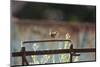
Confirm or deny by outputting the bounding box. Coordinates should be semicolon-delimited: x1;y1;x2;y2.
69;44;80;63
70;44;73;63
21;47;29;66
22;47;25;65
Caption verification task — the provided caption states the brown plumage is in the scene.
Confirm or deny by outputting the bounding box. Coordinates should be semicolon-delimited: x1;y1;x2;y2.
49;31;57;38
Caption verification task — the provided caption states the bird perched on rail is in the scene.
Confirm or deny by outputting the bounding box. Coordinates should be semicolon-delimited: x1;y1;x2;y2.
49;31;58;38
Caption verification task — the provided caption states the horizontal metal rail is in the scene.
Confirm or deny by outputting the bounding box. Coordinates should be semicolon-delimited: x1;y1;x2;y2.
12;48;96;57
23;40;71;44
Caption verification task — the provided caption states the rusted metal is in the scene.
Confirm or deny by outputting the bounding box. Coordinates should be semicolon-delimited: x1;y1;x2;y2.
21;47;29;66
11;40;96;66
69;44;80;63
12;48;95;57
23;40;71;44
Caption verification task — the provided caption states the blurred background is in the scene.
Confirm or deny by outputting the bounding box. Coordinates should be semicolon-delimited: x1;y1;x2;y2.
11;0;96;66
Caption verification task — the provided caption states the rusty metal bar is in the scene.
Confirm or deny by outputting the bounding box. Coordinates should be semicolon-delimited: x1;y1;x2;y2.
70;44;73;63
12;48;96;57
69;44;80;63
23;40;71;44
21;47;29;66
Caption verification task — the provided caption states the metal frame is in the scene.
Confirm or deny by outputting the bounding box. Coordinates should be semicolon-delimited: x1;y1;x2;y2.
11;40;96;67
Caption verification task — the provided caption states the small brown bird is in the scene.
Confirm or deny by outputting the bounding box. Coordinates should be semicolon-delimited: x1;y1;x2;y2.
49;31;58;38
